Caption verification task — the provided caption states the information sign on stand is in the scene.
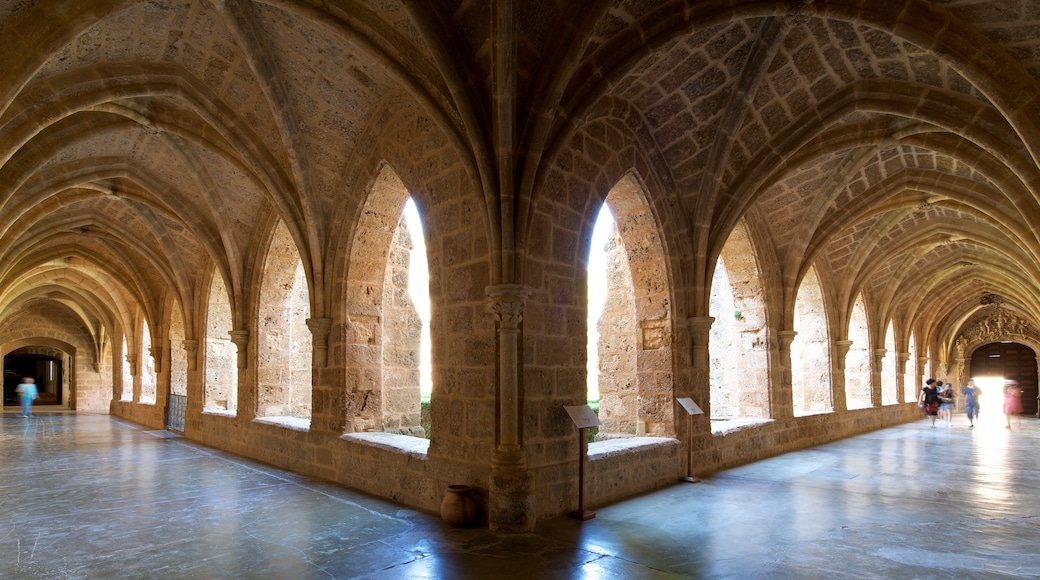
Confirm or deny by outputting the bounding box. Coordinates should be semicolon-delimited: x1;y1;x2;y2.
564;404;602;520
676;397;703;483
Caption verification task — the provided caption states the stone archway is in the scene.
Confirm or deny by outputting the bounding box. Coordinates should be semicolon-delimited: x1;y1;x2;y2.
593;173;675;438
956;307;1040;417
2;338;78;410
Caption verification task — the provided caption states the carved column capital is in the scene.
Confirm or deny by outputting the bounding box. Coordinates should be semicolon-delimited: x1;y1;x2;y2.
126;353;138;376
149;346;163;374
486;284;532;330
873;348;887;367
686;316;715;346
229;330;250;370
686;317;715;369
778;330;798;352
834;340;853;357
182;340;199;371
834;340;852;371
307;317;333;368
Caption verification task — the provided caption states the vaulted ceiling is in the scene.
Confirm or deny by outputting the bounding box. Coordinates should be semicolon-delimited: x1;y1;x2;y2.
1;0;1039;359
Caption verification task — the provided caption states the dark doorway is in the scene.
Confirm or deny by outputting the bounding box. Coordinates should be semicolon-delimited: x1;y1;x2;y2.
971;342;1039;416
5;354;64;406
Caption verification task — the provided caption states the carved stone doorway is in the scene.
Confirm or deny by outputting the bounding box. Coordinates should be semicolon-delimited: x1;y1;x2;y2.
970;343;1039;417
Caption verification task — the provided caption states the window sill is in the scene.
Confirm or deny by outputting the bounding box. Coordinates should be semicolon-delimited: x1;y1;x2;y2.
342;431;430;457
254;416;311;432
588;436;676;458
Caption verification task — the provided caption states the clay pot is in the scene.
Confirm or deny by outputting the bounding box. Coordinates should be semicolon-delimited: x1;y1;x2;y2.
440;484;478;527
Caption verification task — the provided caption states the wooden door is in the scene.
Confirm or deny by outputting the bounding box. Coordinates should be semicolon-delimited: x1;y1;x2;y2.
971;342;1039;416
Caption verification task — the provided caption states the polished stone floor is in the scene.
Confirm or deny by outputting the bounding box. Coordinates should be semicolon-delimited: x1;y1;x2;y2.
2;409;1039;579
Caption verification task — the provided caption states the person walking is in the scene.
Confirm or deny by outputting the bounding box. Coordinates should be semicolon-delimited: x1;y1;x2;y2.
937;381;955;426
15;376;38;417
1003;381;1023;429
962;379;981;428
919;378;941;427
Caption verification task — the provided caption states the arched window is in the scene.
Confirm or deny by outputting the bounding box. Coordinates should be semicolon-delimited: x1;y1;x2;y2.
588;174;673;438
204;273;236;414
846;295;871;409
708;219;769;429
905;331;918;401
120;335;133;401
791;265;831;416
881;321;897;405
345;167;430;438
140;319;156;404
257;220;312;426
170;302;187;398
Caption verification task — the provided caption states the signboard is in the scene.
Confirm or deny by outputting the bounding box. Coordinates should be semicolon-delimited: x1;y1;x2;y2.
676;397;703;416
564;405;602;429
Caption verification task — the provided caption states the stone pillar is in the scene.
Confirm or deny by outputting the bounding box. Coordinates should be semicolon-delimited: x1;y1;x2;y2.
110;339;124;407
871;348;886;407
229;330;250;370
306;318;333;368
832;340;852;412
775;330;797;419
687;317;715;371
183;340;199;371
687;316;713;405
896;352;910;403
126;353;138;376
917;355;929;384
150;345;163;374
486;284;534;533
127;352;139;402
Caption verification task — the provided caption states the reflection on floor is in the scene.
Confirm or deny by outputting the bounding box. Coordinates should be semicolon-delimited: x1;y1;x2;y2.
2;410;1039;579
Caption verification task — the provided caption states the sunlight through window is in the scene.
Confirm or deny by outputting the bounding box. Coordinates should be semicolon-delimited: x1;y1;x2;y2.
586;205;614;403
403;198;432;399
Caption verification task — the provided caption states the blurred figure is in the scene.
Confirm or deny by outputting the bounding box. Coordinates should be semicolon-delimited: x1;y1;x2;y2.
15;377;38;418
919;378;940;427
962;379;981;428
1003;381;1023;429
937;381;954;426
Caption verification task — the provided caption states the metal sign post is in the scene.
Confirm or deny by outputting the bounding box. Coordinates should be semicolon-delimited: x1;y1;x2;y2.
676;397;703;483
564;404;602;520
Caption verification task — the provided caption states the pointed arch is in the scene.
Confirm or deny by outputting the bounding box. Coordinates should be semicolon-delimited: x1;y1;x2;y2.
257;219;312;425
592;172;675;437
906;331;920;402
343;165;428;437
846;295;871;410
791;265;831;416
139;317;157;404
709;218;770;427
204;271;236;414
881;321;897;405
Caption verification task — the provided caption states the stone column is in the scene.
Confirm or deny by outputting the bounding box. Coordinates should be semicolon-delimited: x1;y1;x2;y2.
775;330;797;419
127;352;139;402
181;339;203;431
229;330;250;370
150;346;163;374
871;348;886;407
687;317;715;371
832;340;852;412
110;339;124;407
182;340;199;371
306;318;333;369
896;352;910;404
917;356;929;385
486;284;533;533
